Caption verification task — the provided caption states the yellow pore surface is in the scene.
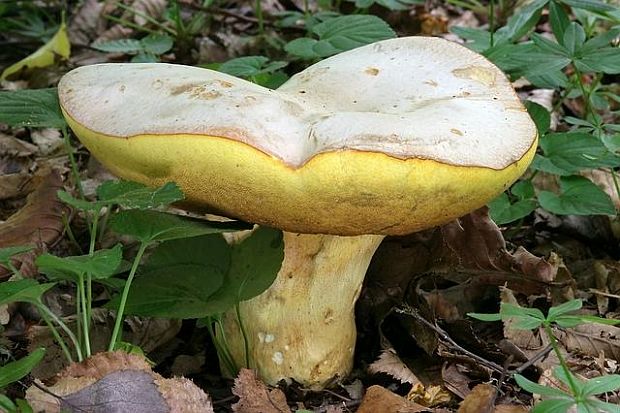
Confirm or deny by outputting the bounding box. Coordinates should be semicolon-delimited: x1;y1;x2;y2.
67;113;537;236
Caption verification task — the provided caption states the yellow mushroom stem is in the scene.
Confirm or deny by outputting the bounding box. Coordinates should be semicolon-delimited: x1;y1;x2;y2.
221;232;384;389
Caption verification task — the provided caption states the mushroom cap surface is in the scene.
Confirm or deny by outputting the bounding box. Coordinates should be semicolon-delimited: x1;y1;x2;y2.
59;36;537;235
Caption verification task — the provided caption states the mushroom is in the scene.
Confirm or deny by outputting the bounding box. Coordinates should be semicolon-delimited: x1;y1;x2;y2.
58;36;537;389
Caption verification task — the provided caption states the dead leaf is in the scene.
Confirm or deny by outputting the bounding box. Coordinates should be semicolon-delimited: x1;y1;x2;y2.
231;369;290;413
407;383;452;407
557;323;620;361
368;348;420;385
357;385;429;413
494;405;529;413
0;169;68;280
31;128;63;155
27;352;213;413
132;0;167;25
0;133;38;157
457;384;496;413
441;363;473;399
0;172;32;200
170;353;206;376
68;0;106;46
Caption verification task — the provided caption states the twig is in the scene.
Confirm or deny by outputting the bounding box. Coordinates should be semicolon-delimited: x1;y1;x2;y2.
395;305;505;374
511;343;553;374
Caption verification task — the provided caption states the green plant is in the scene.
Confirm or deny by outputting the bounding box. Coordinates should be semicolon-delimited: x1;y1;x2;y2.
91;33;174;63
449;0;620;223
470;299;620;412
0;348;45;413
0;86;285;387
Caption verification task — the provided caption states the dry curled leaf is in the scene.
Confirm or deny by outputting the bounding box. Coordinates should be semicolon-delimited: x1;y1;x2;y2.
357;385;429;413
231;369;290;413
457;384;496;413
368;348;420;385
0;169;68;280
407;383;452;408
27;352;213;413
131;0;167;25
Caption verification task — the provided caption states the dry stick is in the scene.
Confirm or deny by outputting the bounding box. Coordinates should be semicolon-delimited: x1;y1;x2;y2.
512;343;554;374
396;305;506;374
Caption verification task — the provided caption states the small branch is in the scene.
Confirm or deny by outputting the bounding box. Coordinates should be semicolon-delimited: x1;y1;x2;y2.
395;305;505;374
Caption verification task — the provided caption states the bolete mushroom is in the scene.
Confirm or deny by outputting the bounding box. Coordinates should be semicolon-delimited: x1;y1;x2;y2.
58;36;537;389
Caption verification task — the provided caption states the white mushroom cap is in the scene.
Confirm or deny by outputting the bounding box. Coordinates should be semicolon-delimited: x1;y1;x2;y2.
59;36;537;235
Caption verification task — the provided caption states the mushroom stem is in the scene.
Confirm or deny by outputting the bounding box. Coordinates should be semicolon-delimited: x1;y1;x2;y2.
222;231;384;388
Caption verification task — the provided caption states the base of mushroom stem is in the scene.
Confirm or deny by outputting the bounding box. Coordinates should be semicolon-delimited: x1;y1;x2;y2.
220;231;384;389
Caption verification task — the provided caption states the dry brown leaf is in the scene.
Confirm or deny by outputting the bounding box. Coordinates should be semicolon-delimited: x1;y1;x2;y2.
441;363;473;399
368;348;420;385
170;354;206;376
231;368;290;413
68;0;106;46
494;405;529;413
557;323;620;361
407;383;452;407
131;0;167;25
0;169;68;280
0;132;38;157
0;172;32;200
30;128;63;155
457;384;496;413
27;352;213;413
357;385;429;413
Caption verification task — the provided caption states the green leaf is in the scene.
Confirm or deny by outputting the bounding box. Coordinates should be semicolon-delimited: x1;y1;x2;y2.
56;190;100;211
36;244;123;281
0;348;45;389
500;303;545;330
539;132;620;174
531;399;576;413
488;193;537;225
201;227;284;314
229;227;284;301
467;312;502;322
554;314;620;328
113;235;230;318
538;175;616;215
109;210;251;243
286;15;395;59
512;180;536;199
140;34;173;55
577;47;620;74
0;395;15;412
0;279;55;306
96;180;184;209
218;56;287;78
549;1;570;42
561;22;586;56
131;52;159;63
560;0;618;13
0;246;34;266
451;27;491;52
91;38;143;53
525;101;550;136
514;373;573;398
0;88;66;128
496;0;547;44
586;399;620;413
547;299;582;320
581;375;620;396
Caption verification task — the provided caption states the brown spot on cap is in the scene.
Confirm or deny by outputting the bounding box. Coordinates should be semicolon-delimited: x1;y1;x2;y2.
365;67;380;76
450;128;464;136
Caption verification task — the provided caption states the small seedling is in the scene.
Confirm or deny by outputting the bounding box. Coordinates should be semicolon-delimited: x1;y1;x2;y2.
470;299;620;412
